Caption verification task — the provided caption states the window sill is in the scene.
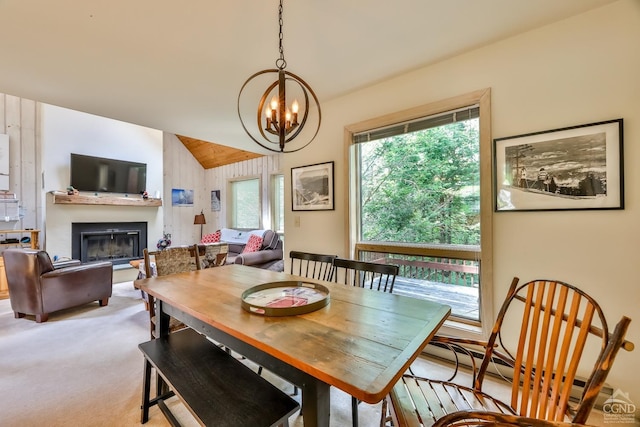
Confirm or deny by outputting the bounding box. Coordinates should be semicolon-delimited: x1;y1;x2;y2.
437;318;485;340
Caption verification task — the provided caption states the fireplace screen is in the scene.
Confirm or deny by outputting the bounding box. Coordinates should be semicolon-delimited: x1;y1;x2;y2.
72;222;147;266
81;230;139;263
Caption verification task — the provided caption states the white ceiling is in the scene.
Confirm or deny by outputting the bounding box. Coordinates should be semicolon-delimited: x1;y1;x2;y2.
0;0;618;153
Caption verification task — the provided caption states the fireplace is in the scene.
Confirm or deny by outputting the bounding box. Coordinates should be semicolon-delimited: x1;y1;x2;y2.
71;222;147;266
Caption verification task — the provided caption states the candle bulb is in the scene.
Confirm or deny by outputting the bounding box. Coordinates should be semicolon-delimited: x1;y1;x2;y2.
285;110;291;130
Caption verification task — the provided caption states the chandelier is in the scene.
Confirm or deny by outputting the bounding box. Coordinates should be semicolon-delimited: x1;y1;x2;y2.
237;0;321;153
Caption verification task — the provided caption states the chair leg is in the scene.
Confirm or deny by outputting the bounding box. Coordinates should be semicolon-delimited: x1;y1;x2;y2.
35;313;49;323
141;358;152;423
14;312;25;319
99;298;109;306
379;398;390;427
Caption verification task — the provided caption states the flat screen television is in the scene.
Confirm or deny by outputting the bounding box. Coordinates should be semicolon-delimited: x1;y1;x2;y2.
70;153;147;194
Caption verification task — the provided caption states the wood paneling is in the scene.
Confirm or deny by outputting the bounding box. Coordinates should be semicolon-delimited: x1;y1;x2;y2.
0;94;42;236
177;135;263;169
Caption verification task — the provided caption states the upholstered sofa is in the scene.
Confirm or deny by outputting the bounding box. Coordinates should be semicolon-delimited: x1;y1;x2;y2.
201;228;283;270
3;248;113;322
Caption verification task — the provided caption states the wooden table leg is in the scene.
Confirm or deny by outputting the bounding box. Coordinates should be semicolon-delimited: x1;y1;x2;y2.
301;380;331;427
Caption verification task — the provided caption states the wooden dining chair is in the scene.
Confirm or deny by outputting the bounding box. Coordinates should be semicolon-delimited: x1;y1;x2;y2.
143;245;200;339
331;257;399;293
382;277;634;427
425;410;599;427
331;257;400;427
289;250;336;281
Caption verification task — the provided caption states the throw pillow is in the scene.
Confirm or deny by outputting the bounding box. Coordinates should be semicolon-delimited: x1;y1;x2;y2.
242;234;263;254
261;230;279;250
201;230;221;244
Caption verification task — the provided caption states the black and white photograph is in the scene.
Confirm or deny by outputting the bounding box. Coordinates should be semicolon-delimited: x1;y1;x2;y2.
211;190;221;211
291;161;334;211
494;119;623;211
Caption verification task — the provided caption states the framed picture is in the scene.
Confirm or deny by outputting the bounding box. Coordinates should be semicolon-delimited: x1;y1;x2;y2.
211;190;221;211
494;119;623;212
291;161;335;211
171;188;194;206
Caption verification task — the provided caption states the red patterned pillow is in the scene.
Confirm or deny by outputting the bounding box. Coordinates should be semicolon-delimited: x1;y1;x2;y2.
201;230;221;244
241;234;263;253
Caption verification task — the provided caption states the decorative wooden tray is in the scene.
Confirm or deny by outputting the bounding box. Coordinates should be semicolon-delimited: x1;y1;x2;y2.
241;281;330;316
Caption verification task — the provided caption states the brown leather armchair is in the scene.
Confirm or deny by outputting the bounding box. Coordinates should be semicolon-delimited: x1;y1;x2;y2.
3;248;113;323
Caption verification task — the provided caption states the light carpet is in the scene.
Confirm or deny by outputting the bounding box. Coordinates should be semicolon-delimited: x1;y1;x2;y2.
0;281;382;427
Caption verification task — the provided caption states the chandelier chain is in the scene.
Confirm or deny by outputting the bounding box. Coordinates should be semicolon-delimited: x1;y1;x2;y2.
276;0;286;70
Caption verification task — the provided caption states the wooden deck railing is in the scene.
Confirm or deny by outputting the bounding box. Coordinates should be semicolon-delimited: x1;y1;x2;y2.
355;242;480;287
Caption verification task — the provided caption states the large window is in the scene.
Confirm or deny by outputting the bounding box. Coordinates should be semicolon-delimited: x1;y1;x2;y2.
230;178;261;229
347;89;492;332
358;107;480;246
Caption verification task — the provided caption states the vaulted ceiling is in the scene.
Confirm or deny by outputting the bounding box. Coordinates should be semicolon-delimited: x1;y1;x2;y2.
0;0;619;166
177;135;263;169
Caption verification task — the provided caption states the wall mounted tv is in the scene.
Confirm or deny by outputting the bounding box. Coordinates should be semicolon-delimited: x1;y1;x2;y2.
70;153;147;194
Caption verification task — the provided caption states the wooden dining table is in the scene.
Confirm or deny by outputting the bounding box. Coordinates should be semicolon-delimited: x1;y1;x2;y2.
136;264;451;427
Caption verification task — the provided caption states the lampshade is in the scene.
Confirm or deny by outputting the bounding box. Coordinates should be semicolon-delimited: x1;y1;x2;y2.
194;212;206;225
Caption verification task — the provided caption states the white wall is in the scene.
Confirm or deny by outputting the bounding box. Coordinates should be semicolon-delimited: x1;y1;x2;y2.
41;105;164;273
283;0;640;398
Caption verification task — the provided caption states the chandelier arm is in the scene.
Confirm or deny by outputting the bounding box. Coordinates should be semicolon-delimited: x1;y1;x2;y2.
282;70;322;144
278;70;287;150
238;70;284;152
257;79;280;141
284;84;309;142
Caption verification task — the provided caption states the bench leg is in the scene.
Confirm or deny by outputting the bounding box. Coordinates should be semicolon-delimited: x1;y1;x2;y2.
141;358;152;423
352;397;359;427
156;370;169;397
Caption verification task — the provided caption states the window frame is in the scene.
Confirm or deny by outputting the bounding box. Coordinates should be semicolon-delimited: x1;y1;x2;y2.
270;173;285;238
344;89;493;338
228;176;263;230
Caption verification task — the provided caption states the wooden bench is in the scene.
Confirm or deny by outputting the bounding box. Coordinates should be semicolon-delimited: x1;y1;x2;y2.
139;328;299;427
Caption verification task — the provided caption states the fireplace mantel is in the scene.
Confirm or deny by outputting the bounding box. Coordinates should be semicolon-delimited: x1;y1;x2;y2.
50;192;162;207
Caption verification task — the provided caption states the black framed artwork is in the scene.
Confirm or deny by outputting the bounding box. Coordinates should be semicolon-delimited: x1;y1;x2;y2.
211;190;221;211
291;161;335;211
494;119;623;212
